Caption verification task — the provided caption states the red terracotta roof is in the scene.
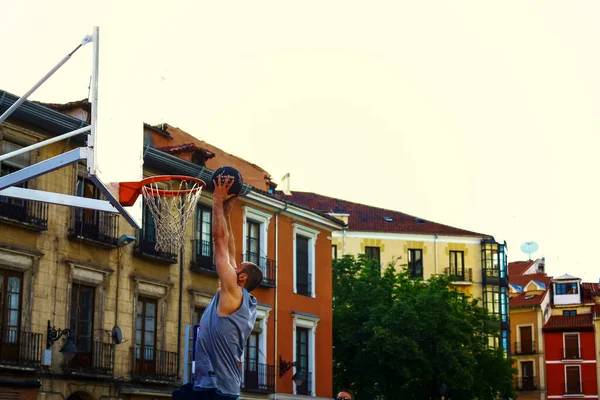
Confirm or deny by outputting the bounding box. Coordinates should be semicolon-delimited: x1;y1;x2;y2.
583;283;600;295
594;304;600;317
510;291;547;308
509;261;535;277
543;314;594;332
274;191;491;237
157;143;215;159
509;272;552;289
35;98;90;111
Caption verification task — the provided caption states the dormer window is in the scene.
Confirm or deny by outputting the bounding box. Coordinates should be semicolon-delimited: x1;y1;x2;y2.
556;283;578;295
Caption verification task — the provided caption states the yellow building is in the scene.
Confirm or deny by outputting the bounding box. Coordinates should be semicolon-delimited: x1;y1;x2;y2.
277;191;511;353
508;259;551;399
0;91;343;400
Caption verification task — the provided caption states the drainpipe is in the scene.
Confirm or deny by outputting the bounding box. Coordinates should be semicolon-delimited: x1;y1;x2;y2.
177;246;184;379
273;200;289;399
434;234;439;274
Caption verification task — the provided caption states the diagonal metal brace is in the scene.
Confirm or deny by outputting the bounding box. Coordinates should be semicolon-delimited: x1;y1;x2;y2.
0;147;87;191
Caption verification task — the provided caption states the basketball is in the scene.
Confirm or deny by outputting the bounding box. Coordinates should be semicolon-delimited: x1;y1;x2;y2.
210;166;244;196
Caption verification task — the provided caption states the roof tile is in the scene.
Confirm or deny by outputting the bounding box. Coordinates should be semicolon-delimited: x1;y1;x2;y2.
543;314;594;332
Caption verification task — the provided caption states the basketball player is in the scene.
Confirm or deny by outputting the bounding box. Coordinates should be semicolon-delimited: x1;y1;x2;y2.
190;174;263;399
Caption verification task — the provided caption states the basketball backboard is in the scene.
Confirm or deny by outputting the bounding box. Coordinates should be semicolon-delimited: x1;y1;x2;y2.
0;26;143;229
89;26;143;229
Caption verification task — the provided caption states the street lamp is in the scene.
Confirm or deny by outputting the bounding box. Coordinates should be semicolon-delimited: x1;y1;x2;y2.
279;355;305;386
47;320;78;362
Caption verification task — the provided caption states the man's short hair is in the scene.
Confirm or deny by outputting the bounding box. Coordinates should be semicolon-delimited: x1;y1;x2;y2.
241;262;263;292
337;389;354;400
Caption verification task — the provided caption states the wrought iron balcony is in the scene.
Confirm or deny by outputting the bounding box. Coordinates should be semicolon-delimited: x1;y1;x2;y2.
515;375;538;391
241;363;275;393
444;267;473;283
132;347;178;383
0;197;48;230
241;252;276;287
66;340;113;376
514;341;536;355
297;273;312;297
191;240;216;273
0;326;42;369
296;370;312;396
69;208;119;247
562;347;582;360
135;234;177;264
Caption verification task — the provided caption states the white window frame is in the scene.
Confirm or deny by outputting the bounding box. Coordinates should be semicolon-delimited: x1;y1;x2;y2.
293;223;319;298
242;206;272;263
241;304;272;387
516;323;535;353
292;312;320;397
562;332;581;360
564;364;582;394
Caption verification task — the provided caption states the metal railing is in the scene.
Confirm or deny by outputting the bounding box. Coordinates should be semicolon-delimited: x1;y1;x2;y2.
69;208;119;246
0;198;48;229
444;267;473;282
135;235;178;264
241;363;275;393
515;376;538;391
562;347;581;360
241;252;276;287
132;347;178;382
297;273;312;297
296;370;312;396
514;341;536;355
0;326;42;368
191;240;216;272
66;340;114;376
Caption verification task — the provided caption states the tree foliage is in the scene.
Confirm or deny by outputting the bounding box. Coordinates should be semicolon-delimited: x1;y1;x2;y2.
333;255;516;400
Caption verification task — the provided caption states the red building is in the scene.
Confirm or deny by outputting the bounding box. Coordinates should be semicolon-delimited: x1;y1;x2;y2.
543;274;598;398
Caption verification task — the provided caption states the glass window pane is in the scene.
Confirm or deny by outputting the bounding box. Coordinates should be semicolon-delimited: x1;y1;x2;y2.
146;303;156;318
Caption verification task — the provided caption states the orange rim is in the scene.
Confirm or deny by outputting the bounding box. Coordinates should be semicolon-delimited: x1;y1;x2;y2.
119;175;206;206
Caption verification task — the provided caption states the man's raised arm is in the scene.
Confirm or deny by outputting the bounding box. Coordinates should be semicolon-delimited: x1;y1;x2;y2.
212;176;238;293
224;198;237;268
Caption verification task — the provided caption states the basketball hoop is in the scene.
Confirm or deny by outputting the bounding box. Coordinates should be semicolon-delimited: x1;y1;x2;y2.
119;175;205;254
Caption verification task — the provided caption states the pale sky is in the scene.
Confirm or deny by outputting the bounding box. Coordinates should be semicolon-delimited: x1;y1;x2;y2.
2;1;600;281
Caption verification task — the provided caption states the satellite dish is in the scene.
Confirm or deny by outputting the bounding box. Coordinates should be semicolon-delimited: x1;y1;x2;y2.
520;241;539;260
112;326;123;344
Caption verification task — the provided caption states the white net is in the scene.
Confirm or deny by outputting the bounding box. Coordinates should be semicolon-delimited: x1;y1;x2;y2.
141;179;204;255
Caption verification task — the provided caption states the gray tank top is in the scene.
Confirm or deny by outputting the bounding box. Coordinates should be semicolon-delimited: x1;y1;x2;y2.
194;288;257;397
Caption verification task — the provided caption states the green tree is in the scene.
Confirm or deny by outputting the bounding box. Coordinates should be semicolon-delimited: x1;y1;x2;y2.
333;255;516;400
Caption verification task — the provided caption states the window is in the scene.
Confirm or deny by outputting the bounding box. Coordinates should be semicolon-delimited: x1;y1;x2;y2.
481;241;507;279
0;140;30;215
296;236;311;296
292;312;319;396
194;206;213;268
563;310;577;316
293;224;319;298
0;270;22;347
484;286;500;318
296;327;310;395
564;333;580;359
449;251;464;279
243;207;273;284
246;221;261;266
69;283;95;367
565;365;581;394
556;283;578;295
408;249;423;279
365;246;380;263
192;307;205;325
520;361;535;390
242;305;272;392
518;326;533;354
332;245;338;260
244;331;260;389
136;297;157;373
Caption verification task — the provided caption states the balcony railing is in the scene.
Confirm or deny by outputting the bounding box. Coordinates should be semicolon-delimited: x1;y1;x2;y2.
297;273;312;297
132;347;178;383
241;363;275;393
444;267;473;282
191;240;216;273
514;341;536;355
241;252;276;287
0;327;42;368
562;347;581;360
296;370;312;396
0;198;48;230
69;208;119;247
135;234;177;264
66;340;113;376
515;376;538;391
